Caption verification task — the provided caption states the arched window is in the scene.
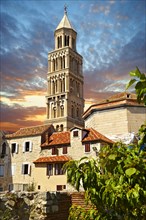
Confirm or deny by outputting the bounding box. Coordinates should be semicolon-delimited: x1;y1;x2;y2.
60;106;64;117
62;78;65;92
53;59;55;71
53;81;55;94
56;125;59;132
55;80;57;93
57;37;60;49
60;36;62;48
60;57;63;69
63;56;65;68
53;107;56;118
60;124;63;131
56;58;58;70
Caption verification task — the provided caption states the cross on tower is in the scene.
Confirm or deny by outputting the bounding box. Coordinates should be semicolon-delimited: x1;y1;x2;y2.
64;4;67;14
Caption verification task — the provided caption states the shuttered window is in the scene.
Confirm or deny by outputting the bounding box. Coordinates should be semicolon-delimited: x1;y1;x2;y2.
85;143;90;152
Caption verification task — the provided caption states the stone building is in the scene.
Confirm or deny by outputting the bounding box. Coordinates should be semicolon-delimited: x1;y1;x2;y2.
83;92;146;142
0;131;11;191
33;126;113;191
5;124;54;191
45;9;84;131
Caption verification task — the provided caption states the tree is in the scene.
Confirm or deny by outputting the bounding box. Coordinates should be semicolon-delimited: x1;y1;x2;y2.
65;144;146;220
126;67;146;105
65;68;146;219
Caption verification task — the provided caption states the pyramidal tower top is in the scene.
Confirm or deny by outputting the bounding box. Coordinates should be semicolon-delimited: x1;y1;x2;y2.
56;5;75;31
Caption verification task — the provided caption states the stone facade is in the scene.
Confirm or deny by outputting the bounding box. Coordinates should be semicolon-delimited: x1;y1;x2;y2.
0;131;12;192
83;93;146;142
4;125;55;192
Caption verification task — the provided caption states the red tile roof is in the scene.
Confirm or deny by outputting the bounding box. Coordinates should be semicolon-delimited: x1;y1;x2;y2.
83;92;144;119
41;131;70;147
33;155;71;163
6;124;52;139
82;128;114;144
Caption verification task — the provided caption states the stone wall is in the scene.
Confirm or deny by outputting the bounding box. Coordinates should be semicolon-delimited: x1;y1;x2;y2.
0;191;72;220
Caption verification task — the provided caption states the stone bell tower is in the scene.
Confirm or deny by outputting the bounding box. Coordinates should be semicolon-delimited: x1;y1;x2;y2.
45;7;84;131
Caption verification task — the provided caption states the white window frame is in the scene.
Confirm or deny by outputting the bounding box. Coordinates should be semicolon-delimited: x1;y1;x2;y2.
0;164;4;177
22;163;31;175
11;142;19;154
22;141;32;153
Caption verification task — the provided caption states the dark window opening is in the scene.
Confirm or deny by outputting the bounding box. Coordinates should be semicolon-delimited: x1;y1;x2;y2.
52;147;58;155
11;143;16;153
25;142;30;152
38;185;41;190
56;185;66;191
63;146;67;154
73;131;78;137
24;164;28;174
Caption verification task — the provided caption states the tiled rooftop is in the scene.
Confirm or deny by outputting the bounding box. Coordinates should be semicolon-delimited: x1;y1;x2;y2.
6;124;52;139
82;128;114;144
83;92;144;119
41;131;70;147
34;155;71;163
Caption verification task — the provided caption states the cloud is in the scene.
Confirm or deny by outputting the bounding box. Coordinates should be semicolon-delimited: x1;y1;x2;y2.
0;102;46;132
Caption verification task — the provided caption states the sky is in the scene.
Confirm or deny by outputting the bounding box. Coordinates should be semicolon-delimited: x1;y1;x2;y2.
0;0;146;132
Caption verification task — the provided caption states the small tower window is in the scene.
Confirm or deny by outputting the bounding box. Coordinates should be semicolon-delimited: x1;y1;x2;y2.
53;107;56;118
56;125;59;132
61;106;64;117
60;124;64;131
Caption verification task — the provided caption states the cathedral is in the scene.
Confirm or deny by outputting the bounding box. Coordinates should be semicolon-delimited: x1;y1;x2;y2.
45;8;84;131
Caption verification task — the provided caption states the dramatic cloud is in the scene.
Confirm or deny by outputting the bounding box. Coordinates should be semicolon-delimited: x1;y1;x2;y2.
0;0;145;132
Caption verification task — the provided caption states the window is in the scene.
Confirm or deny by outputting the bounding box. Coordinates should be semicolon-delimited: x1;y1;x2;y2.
56;185;66;191
62;146;67;154
0;165;4;177
1;143;6;157
23;141;32;152
55;163;64;175
52;147;58;155
73;131;78;137
60;124;63;131
22;163;31;175
85;143;90;153
0;186;3;192
11;143;18;154
47;164;53;176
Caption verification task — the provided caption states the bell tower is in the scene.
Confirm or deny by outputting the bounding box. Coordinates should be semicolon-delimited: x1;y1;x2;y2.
46;8;84;131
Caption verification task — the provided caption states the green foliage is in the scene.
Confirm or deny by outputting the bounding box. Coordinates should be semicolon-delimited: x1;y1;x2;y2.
65;143;146;219
126;67;146;105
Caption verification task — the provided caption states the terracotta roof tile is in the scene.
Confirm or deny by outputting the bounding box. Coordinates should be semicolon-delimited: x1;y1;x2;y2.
41;131;70;147
82;128;114;144
33;155;71;163
6;124;52;139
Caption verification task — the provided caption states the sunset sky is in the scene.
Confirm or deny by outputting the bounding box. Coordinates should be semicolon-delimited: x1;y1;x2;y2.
1;0;146;132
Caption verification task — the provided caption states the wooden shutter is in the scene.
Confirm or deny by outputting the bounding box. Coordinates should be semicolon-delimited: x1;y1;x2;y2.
22;142;25;153
15;143;18;154
29;142;32;152
85;143;90;152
